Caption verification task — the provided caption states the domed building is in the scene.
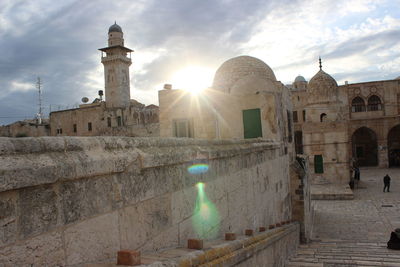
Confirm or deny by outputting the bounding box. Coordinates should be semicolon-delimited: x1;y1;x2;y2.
212;56;277;94
159;55;294;146
293;75;307;90
291;57;400;187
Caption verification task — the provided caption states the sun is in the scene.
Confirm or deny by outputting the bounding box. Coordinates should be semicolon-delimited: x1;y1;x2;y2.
170;66;214;94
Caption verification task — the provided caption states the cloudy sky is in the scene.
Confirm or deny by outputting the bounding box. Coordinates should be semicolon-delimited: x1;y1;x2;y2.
0;0;399;125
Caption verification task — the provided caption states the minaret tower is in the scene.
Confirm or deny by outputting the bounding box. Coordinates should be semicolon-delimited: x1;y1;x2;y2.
99;22;133;108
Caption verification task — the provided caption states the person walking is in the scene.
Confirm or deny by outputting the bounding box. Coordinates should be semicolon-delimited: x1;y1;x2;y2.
383;174;391;192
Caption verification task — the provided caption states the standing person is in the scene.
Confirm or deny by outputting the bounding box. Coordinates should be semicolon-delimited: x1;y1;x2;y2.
383;174;391;192
354;167;360;181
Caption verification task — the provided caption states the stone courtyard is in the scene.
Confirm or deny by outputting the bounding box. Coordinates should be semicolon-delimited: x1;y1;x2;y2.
287;167;400;267
312;167;400;242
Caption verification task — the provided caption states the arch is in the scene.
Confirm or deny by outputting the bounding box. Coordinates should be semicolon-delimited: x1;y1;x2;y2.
367;95;382;111
351;127;378;166
351;97;365;112
387;124;400;167
320;113;327;122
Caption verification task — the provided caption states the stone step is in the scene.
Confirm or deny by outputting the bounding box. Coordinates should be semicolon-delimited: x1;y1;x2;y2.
285;261;323;267
296;250;400;258
287;240;400;267
288;256;400;266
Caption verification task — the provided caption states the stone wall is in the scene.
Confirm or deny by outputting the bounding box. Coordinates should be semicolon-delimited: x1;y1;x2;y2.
0;136;292;266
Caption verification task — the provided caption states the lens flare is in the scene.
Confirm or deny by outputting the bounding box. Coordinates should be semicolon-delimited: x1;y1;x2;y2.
188;164;209;175
192;182;220;239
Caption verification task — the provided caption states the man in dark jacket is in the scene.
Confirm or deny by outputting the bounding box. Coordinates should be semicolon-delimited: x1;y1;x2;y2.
387;228;400;250
383;174;391;192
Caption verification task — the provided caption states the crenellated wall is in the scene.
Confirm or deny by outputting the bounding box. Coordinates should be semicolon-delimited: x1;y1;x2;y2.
0;137;292;266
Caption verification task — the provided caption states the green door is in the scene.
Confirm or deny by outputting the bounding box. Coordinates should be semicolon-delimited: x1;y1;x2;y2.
314;155;324;173
243;109;262;139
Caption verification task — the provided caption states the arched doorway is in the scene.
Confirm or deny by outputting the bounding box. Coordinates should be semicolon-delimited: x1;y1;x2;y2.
351;127;378;166
388;124;400;167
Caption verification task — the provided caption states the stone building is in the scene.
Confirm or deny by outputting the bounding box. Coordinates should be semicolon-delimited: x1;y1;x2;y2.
0;119;50;137
49;23;159;137
159;56;294;152
291;59;400;184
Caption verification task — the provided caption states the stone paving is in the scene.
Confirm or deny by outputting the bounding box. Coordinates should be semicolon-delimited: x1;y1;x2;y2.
312;167;400;242
286;168;400;267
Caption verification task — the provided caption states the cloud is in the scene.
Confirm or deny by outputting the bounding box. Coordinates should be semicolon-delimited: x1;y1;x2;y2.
0;0;399;125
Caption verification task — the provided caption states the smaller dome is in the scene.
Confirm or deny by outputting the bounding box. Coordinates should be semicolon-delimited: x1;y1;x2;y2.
109;22;122;33
294;75;306;83
395;76;400;80
308;69;338;103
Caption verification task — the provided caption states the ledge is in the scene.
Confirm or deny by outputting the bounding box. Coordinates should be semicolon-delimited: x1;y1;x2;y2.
0;137;280;193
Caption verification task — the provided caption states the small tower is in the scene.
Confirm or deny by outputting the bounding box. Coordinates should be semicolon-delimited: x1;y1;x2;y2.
99;22;133;108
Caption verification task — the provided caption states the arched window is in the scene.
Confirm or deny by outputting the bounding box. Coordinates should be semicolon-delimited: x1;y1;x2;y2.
320;113;327;122
367;95;382;111
351;97;365;112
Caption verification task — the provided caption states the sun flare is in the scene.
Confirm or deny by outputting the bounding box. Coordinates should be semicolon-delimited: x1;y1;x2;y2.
170;66;214;94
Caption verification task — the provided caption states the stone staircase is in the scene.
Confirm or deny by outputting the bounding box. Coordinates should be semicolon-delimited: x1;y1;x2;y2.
286;240;400;267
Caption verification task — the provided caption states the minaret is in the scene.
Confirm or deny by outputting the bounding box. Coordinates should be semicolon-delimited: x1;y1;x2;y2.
99;22;133;108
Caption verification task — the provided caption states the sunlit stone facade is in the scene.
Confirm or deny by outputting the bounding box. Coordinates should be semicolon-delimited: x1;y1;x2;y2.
291;65;400;184
159;56;294;152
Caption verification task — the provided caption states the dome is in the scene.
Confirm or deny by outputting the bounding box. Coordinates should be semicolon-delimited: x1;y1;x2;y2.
396;76;400;80
294;75;306;83
108;22;122;33
212;56;277;93
308;69;338;103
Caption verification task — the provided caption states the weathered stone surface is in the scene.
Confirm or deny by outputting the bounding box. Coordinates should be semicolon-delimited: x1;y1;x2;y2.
119;195;172;251
0;230;65;267
0;137;278;193
18;185;58;238
0;191;17;247
118;172;155;206
61;176;117;224
64;212;120;265
0;137;289;266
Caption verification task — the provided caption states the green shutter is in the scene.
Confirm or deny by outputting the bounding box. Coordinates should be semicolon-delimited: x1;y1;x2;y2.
243;109;262;139
314;155;324;173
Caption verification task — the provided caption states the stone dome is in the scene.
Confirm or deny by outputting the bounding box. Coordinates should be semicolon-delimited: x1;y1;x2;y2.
396;76;400;80
109;22;122;33
294;75;306;83
212;56;277;94
308;69;338;103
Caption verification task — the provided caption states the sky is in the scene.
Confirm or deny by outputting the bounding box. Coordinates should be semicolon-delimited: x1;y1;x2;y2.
0;0;399;125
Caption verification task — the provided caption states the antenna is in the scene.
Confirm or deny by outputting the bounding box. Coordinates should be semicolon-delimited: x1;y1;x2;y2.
36;77;43;124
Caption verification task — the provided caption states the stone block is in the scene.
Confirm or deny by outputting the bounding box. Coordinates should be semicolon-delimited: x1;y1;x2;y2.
188;239;203;250
269;224;275;229
117;250;141;266
0;191;17;247
225;232;236;240
0;230;65;266
245;229;253;236
61;176;116;224
119;195;172;250
64;212;119;265
18;185;58;238
118;172;155;206
171;187;197;225
276;223;282;227
259;227;266;232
